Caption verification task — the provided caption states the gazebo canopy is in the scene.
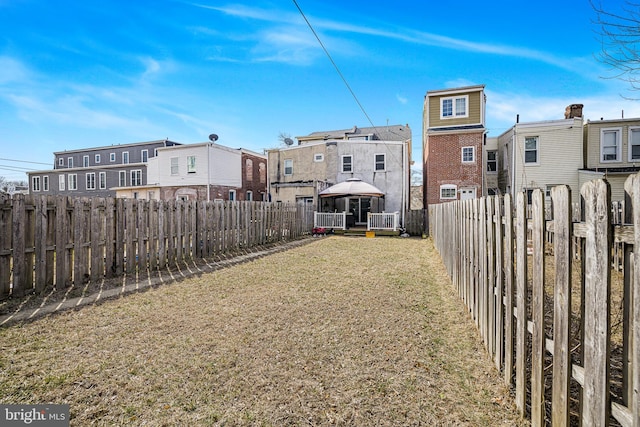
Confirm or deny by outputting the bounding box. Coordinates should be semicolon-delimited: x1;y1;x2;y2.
319;178;384;198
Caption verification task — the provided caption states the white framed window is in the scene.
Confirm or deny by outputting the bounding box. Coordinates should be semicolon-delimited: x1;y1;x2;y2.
628;127;640;162
68;157;73;168
95;154;101;164
284;159;293;176
461;146;475;163
122;151;129;164
110;152;116;162
170;157;179;175
83;155;89;167
341;155;353;173
68;174;77;190
43;176;49;191
601;128;622;162
441;95;468;119
374;154;386;171
487;150;497;172
314;153;324;162
187;156;196;173
31;176;41;192
119;170;126;187
141;149;148;163
246;190;253;201
59;175;65;191
440;184;457;200
99;172;106;189
524;136;539;164
545;184;560;198
229;190;236;201
86;172;96;190
131;169;142;186
58;157;64;167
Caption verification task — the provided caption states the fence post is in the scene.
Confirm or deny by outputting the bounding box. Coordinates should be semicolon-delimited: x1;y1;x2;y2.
581;179;611;426
503;194;514;387
515;191;528;415
551;185;572;426
531;189;546;426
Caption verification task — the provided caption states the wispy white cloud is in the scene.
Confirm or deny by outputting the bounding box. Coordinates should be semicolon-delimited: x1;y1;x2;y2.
0;56;31;84
396;94;408;104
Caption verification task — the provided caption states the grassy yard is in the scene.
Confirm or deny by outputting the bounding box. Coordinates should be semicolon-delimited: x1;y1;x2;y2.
0;237;526;426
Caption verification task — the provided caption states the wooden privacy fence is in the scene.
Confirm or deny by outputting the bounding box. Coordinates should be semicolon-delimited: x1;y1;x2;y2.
0;194;314;300
430;174;639;427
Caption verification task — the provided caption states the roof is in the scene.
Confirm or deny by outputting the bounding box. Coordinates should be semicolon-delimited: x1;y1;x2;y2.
297;124;411;142
319;178;385;198
53;139;182;155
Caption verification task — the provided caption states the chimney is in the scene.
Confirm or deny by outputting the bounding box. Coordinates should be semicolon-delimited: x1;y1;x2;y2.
564;104;583;119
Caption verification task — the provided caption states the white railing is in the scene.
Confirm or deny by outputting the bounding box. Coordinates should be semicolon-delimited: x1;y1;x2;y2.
314;212;346;230
368;212;399;231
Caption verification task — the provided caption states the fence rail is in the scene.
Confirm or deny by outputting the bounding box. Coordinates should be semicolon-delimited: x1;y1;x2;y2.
313;212;346;230
0;195;314;300
367;212;399;231
429;174;640;426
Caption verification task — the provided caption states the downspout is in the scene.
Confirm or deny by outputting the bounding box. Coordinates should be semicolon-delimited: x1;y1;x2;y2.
402;139;407;227
207;142;211;202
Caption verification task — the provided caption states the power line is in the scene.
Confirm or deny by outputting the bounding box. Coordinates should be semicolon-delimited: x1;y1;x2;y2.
0;157;51;166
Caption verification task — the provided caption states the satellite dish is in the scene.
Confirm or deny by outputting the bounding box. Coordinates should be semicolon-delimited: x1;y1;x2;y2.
209;133;218;142
284;137;294;146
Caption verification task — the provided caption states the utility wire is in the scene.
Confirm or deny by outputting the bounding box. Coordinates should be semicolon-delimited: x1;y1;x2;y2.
0;157;51;165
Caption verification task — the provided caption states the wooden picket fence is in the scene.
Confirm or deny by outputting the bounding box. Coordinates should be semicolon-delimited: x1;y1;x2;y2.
0;194;314;300
430;174;639;426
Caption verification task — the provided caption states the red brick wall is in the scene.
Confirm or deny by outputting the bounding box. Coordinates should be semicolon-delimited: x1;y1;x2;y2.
424;131;484;206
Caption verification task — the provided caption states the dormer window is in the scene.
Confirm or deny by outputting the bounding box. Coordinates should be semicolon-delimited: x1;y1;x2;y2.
441;95;468;119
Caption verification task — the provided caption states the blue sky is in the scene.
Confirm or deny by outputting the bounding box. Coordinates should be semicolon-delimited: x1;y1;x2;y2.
1;0;639;182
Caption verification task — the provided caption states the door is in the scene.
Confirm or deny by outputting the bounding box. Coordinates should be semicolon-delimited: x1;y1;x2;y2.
460;187;476;200
348;197;371;224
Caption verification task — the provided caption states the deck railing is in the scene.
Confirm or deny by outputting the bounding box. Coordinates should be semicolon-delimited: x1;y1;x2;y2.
367;212;399;231
313;212;346;230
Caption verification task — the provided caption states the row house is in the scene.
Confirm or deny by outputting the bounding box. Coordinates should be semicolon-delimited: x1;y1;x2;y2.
27;139;181;198
267;124;412;225
114;142;267;202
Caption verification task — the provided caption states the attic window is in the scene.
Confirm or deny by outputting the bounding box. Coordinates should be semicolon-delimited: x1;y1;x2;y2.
314;153;324;162
441;95;468;119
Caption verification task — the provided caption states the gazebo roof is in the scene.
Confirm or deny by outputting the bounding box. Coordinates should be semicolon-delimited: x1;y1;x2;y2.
318;178;385;198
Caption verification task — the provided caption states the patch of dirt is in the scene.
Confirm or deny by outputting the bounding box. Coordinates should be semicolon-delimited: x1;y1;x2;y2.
0;237;527;426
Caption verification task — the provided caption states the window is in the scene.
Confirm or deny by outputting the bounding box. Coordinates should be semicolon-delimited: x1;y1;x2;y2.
440;184;457;200
95;154;101;164
524;136;538;164
259;163;266;183
245;159;253;181
58;157;64;167
341;155;353;173
629;127;640;161
601;128;621;162
487;150;497;172
374;154;386;171
119;170;126;187
110;153;116;162
441;95;468;119
246;190;253;201
461;147;475;163
545;184;559;198
284;159;293;176
86;173;96;190
187;156;196;174
68;157;73;168
314;153;324;162
32;176;41;192
170;157;179;175
59;175;65;191
99;172;106;189
68;174;77;190
131;169;142;186
83;155;89;167
154;149;158;157
122;151;129;164
43;176;49;191
141;149;148;163
229;190;236;201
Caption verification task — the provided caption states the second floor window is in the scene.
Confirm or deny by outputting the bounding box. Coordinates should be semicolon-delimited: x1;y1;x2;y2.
461;147;475;163
83;155;89;167
601;128;621;162
119;171;126;187
68;157;73;168
95;154;101;164
110;153;116;162
122;152;129;164
59;175;65;191
629;127;640;161
86;173;96;190
375;154;386;171
68;174;77;190
259;163;266;183
341;155;352;173
441;96;468;119
524;137;538;164
284;159;293;176
99;172;106;189
141;149;148;163
187;156;196;173
171;157;179;175
487;150;497;172
131;170;142;186
43;176;49;191
32;176;41;192
245;159;253;181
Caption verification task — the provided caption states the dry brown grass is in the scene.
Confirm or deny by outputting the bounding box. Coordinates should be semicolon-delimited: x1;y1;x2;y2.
0;237;526;426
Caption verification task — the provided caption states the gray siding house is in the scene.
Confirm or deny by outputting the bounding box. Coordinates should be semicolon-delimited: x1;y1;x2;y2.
27;139;182;197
